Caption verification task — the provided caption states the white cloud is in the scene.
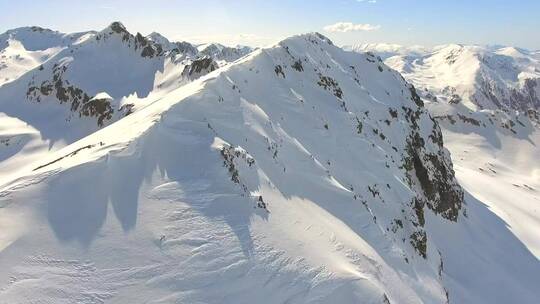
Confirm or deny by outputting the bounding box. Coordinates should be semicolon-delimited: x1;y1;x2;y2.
357;0;377;3
323;22;381;33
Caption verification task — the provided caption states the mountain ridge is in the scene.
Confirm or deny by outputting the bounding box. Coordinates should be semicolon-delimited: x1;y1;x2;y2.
0;25;539;304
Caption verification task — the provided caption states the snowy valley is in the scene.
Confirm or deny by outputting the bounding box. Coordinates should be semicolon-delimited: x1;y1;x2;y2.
0;23;539;304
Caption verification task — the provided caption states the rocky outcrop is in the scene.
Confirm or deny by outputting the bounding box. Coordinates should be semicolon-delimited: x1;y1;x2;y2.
399;102;464;256
181;56;218;78
26;62;116;126
96;22;164;58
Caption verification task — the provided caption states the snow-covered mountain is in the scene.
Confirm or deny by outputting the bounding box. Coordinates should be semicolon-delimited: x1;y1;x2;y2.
343;43;429;60
1;22;253;127
353;43;540;112
0;22;252;185
1;29;539;304
198;42;255;64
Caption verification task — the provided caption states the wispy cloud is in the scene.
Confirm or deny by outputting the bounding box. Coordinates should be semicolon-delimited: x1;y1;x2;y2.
323;22;381;33
357;0;377;3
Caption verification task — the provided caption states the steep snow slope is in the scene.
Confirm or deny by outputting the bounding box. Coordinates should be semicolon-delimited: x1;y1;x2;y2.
427;101;540;257
355;44;540;111
0;33;539;304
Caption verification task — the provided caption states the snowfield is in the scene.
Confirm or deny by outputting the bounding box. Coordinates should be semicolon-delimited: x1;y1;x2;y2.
0;24;539;304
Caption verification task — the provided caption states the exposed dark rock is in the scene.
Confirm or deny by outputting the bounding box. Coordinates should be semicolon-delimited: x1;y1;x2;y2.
449;94;462;104
221;146;241;184
119;103;135;116
100;22;164;58
26;64;114;126
410;230;427;258
274;65;285;78
33;142;105;171
182;57;217;77
389;108;398;118
317;74;343;99
457;113;481;126
409;85;424;107
404;129;463;222
109;22;127;34
81;98;113;126
355;117;363;134
292;60;304;72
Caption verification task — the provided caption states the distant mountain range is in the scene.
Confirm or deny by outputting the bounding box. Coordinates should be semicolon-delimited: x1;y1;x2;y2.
346;43;540;111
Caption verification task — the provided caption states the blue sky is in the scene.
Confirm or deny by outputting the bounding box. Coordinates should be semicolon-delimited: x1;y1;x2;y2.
1;0;539;49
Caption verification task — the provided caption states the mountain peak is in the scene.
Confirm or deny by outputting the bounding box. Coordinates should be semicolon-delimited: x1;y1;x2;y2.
1;26;56;36
147;32;169;43
433;43;466;53
104;21;129;35
281;32;334;46
311;32;334;45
